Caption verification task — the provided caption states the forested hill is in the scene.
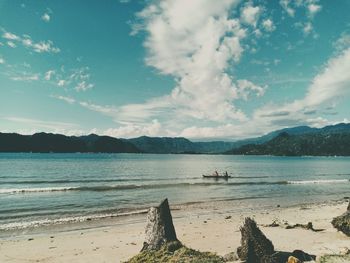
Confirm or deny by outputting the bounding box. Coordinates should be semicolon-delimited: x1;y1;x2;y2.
0;133;140;153
226;132;350;156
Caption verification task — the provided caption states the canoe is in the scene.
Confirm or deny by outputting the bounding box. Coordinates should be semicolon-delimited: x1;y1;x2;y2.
202;175;232;179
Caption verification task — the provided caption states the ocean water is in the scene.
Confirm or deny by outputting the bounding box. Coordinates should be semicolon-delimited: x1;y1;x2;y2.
0;153;349;233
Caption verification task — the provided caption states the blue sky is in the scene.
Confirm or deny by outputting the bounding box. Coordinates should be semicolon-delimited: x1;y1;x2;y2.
0;0;350;140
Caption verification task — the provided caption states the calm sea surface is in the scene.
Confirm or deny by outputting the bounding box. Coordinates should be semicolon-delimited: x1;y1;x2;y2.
0;153;349;232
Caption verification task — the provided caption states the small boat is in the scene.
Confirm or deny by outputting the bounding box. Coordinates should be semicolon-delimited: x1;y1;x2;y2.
202;175;232;179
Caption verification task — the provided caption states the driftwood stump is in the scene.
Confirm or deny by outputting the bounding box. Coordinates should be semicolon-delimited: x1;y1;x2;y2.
141;198;178;251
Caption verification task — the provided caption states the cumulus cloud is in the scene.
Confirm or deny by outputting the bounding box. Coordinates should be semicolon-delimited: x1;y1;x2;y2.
303;22;313;35
280;0;295;17
240;3;262;27
236;79;266;101
308;3;322;17
280;0;322;36
129;0;256;123
262;19;276;32
41;13;50;22
57;80;66;87
103;119;163;138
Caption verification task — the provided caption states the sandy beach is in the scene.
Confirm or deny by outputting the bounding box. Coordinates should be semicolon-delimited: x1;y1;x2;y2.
0;198;349;263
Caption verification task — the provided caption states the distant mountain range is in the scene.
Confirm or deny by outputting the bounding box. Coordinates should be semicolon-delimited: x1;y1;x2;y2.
226;123;350;156
0;133;140;153
1;123;350;155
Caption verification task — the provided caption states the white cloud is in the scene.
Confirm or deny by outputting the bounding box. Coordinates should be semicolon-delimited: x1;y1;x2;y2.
11;73;39;81
254;47;350;129
0;57;5;64
7;41;16;48
57;80;66;86
236;79;266;101
132;0;252;123
41;13;50;22
2;32;19;40
279;0;322;36
79;101;118;115
303;47;350;107
240;3;262;27
75;81;94;92
44;70;55;81
1;29;60;53
31;40;60;53
308;3;321;17
262;19;275;32
303;22;313;35
280;0;295;17
3;116;77;130
333;32;350;52
51;95;76;104
103;120;163;138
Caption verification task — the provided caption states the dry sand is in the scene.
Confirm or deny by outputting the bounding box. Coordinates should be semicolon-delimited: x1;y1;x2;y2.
0;199;349;263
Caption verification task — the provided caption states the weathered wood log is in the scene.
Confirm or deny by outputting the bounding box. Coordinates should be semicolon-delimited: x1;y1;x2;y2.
141;198;178;251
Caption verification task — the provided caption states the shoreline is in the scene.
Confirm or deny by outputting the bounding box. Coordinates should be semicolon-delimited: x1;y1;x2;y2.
1;193;347;237
1;198;349;262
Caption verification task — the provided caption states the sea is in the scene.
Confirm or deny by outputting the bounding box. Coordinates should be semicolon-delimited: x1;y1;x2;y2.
0;153;349;235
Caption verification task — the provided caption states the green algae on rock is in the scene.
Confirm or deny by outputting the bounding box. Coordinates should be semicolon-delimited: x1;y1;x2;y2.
125;241;225;263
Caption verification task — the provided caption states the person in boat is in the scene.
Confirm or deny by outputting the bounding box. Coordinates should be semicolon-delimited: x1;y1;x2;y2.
224;171;228;177
214;170;219;176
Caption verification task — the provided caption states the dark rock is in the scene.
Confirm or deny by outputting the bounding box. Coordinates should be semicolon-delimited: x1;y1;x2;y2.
237;217;275;263
332;203;350;236
292;249;316;261
141;198;178;251
223;251;238;262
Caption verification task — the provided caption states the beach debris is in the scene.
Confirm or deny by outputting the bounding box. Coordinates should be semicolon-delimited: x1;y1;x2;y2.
284;222;324;232
262;220;280;227
225;216;232;220
141;198;179;251
332;200;350;236
236;217;275;262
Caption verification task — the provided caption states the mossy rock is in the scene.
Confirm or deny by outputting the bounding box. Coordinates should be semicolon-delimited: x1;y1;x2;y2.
125;241;225;263
318;254;350;263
